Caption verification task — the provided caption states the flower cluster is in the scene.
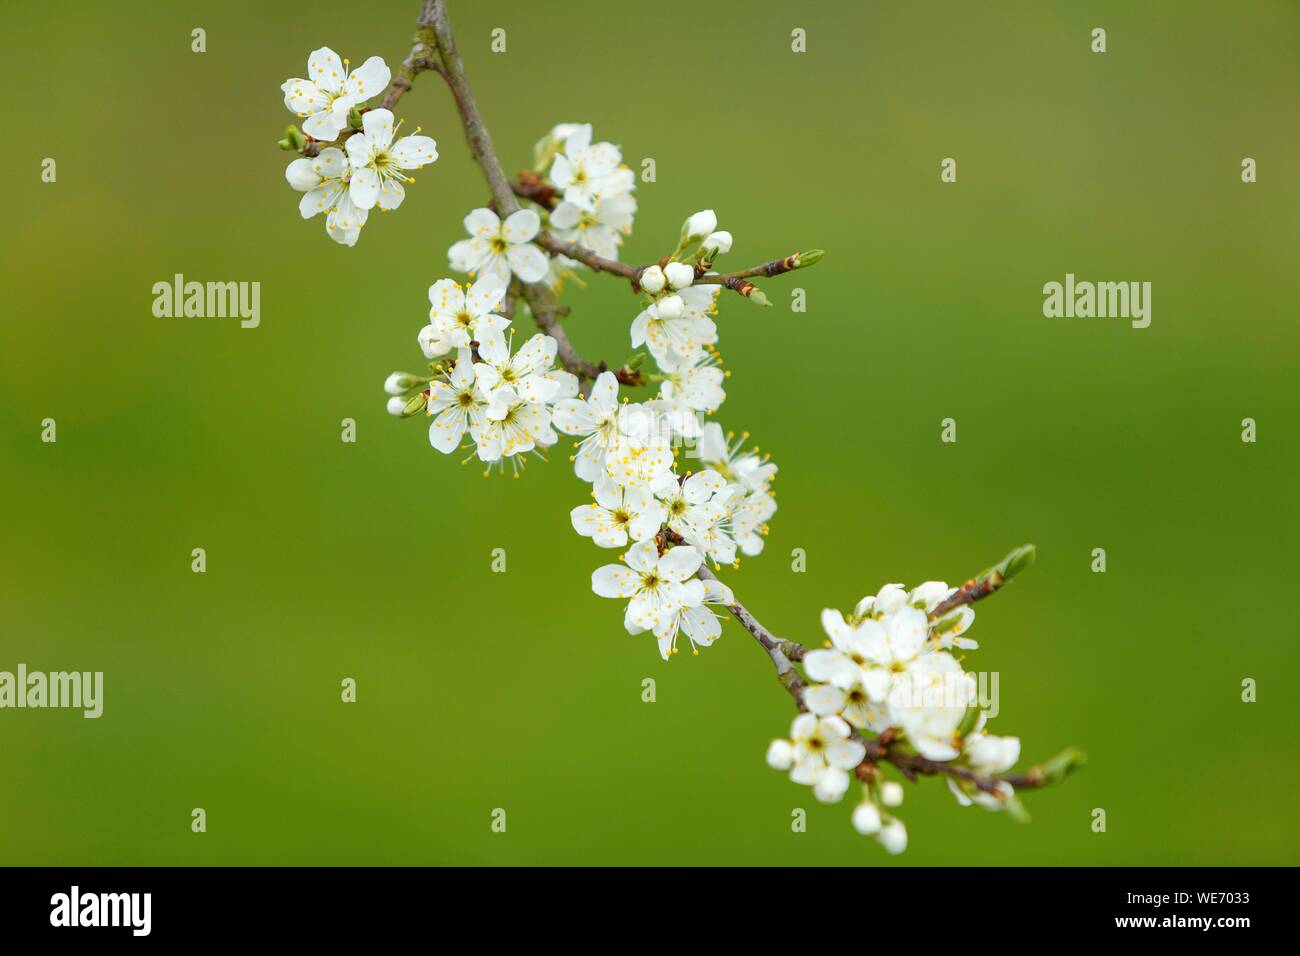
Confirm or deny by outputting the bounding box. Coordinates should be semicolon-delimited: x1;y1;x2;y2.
765;581;1024;853
281;48;438;245
534;123;637;271
378;113;777;656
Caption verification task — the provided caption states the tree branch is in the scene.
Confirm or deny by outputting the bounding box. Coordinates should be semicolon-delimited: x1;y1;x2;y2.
698;566;808;706
424;0;633;389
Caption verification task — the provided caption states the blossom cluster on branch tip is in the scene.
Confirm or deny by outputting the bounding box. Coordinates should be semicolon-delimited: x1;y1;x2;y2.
281;48;438;245
766;581;1024;854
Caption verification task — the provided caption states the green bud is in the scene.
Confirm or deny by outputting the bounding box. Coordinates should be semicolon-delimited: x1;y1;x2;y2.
747;288;771;308
348;107;363;129
284;125;306;150
624;351;647;370
1040;746;1086;784
795;249;825;268
996;544;1037;582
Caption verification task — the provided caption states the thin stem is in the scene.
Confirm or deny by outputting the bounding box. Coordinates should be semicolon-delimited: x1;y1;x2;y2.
698;566;808;707
425;0;610;388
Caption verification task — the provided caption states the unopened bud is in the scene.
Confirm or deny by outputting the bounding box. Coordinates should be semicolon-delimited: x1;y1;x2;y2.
1040;746;1086;784
664;261;695;290
851;801;882;835
639;264;666;294
765;739;793;771
387;393;427;418
282;125;306;151
879;780;904;807
348;107;363;129
681;209;717;241
877;817;908;855
997;544;1036;581
747;287;771;308
794;248;824;268
384;371;426;396
624;351;647;370
701;230;733;255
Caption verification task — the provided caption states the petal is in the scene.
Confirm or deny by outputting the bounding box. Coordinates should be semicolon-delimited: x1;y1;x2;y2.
302;110;344;141
307;48;345;93
658;544;703;582
448;237;487;273
624;539;658;573
348;167;380;210
345;130;376;168
592;565;640;599
428;408;467;453
298;181;344;218
285;157;321;192
391;134;438;169
506;243;548;283
361;107;396;150
502;208;541;243
464;207;501;239
805;683;847;716
376;176;406;210
345;55;390;102
466;275;507;316
549;201;581;230
282;78;328;115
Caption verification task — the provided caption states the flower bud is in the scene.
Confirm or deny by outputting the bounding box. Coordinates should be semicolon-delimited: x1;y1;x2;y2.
877;817;908;855
656;294;684;321
681;209;717;241
384;371;425;396
639;264;666;294
663;261;695;290
879;780;904;807
851;801;882;835
765;739;793;771
280;125;306;151
813;767;850;804
702;231;733;255
387;393;427;418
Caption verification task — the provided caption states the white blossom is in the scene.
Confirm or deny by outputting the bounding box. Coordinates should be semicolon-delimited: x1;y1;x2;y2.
591;540;706;652
449;208;549;284
630;285;719;364
284;147;368;245
550;194;636;260
345;109;437;212
550;371;623;481
772;713;866;805
281;48;390;141
549;124;629;210
420;276;509;358
571;475;666;549
426;349;487;454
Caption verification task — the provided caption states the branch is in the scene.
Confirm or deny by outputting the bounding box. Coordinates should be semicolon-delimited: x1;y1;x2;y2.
424;0;633;389
533;225;820;305
698;566;808;706
929;544;1036;619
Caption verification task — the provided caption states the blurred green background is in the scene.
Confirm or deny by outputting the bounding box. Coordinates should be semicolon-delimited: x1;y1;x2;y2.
3;0;1297;865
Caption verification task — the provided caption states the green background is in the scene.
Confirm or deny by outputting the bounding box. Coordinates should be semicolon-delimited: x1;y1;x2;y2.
2;0;1297;865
